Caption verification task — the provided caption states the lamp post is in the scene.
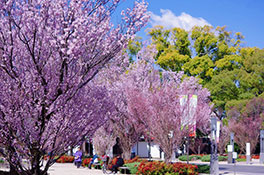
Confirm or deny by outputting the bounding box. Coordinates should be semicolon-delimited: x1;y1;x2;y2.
210;116;219;175
168;130;174;162
228;132;234;163
260;130;264;164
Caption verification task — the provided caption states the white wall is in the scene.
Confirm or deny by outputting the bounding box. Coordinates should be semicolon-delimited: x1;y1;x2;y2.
133;141;161;158
150;143;160;158
138;142;148;157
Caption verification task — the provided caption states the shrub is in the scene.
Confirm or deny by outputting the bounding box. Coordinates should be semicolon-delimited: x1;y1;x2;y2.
137;161;198;175
191;155;202;160
82;158;91;167
0;159;4;164
200;155;227;162
196;164;210;174
179;155;188;161
218;156;228;161
252;155;260;159
201;155;210;162
125;156;141;164
238;155;246;159
179;155;202;161
236;158;246;162
56;155;74;163
124;162;141;174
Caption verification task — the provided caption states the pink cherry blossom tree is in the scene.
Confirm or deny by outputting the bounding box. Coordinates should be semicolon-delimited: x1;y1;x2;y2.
227;97;264;154
0;0;149;174
142;74;212;163
217;123;230;154
93;45;158;160
100;45;212;162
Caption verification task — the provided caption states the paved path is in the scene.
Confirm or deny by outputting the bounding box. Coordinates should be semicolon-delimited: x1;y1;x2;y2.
219;164;264;175
48;162;264;175
48;163;108;175
1;160;264;174
188;160;264;175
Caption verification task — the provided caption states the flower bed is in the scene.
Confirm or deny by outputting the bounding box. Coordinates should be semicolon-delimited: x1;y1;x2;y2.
252;155;260;159
238;155;260;160
56;155;74;163
125;156;141;164
238;155;246;159
82;158;92;167
137;161;198;175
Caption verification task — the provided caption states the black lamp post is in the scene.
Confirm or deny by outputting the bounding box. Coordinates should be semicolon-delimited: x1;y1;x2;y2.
260;130;264;164
210;116;219;175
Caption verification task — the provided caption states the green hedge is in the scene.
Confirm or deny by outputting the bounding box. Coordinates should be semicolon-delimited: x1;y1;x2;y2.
179;155;202;161
201;155;228;162
201;155;210;162
124;162;141;174
218;156;228;161
196;164;210;174
236;158;246;162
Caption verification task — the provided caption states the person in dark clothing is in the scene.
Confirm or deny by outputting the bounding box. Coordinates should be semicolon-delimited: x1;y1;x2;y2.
112;154;124;174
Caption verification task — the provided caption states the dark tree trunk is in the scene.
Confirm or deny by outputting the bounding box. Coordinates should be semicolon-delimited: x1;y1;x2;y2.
9;164;19;175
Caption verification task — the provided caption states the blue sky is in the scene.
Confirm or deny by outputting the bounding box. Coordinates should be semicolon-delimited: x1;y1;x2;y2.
118;0;264;49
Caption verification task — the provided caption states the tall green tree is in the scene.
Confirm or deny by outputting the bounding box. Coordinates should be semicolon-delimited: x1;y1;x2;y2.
206;48;264;112
148;25;243;85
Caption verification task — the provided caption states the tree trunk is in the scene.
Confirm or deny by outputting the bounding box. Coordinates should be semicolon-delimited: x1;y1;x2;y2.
164;151;172;164
30;150;48;175
122;147;131;160
9;164;19;175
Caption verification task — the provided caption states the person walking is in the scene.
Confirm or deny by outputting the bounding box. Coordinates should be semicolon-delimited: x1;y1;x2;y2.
74;147;83;168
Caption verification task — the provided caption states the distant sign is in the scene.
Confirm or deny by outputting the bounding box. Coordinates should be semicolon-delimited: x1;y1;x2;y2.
228;145;233;152
216;121;221;143
246;143;250;156
233;152;237;159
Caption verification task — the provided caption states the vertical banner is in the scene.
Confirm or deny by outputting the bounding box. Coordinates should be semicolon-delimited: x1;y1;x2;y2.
189;95;197;137
246;143;250;156
216;121;221;143
180;95;198;137
180;95;188;126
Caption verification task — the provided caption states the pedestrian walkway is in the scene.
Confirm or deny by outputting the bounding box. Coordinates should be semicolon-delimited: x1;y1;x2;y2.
1;160;263;175
183;158;264;166
48;163;123;175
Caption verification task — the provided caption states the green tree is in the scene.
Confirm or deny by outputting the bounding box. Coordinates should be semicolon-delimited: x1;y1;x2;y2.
126;37;143;63
148;26;191;71
148;25;243;85
206;48;264;111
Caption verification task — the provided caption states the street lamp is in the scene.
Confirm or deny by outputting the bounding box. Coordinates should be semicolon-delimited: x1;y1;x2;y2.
260;130;264;164
228;132;234;163
210;115;219;175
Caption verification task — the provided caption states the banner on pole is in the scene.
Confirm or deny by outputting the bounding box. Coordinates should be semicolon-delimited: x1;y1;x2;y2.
180;94;197;137
216;121;221;143
246;143;250;156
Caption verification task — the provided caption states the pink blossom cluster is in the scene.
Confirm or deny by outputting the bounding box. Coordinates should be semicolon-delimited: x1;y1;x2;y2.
0;0;149;174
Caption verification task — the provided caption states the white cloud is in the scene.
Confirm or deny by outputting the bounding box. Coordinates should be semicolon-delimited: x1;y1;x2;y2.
150;9;211;31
